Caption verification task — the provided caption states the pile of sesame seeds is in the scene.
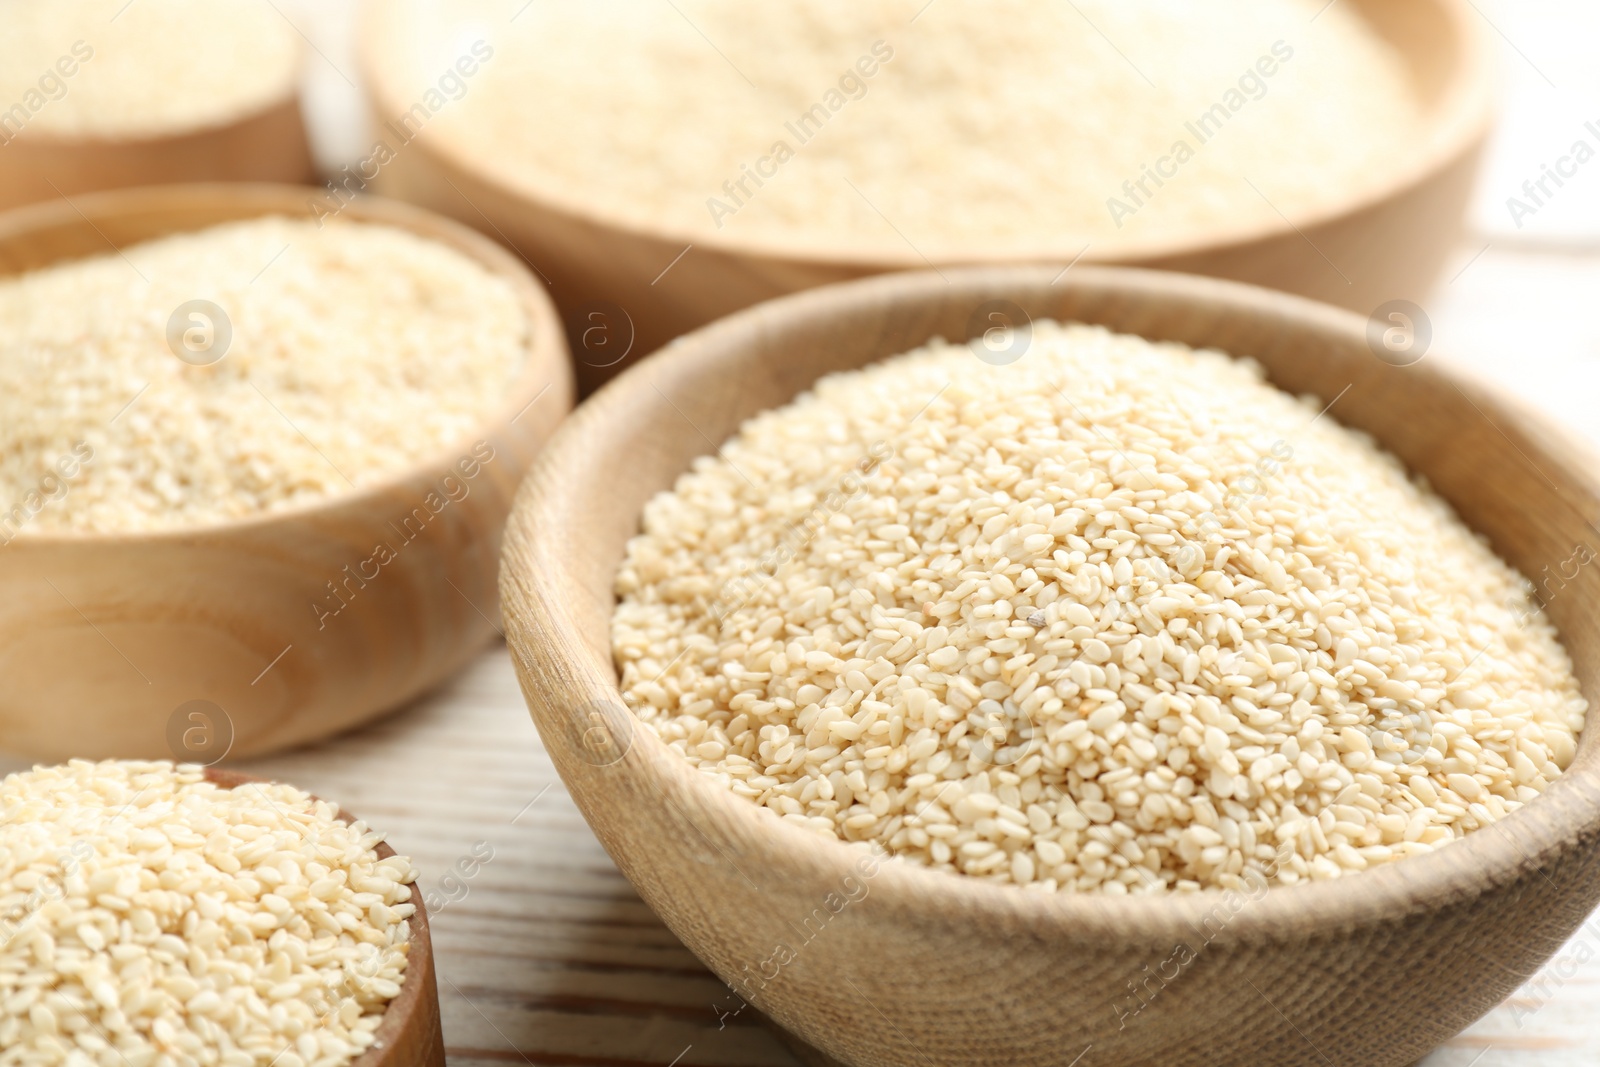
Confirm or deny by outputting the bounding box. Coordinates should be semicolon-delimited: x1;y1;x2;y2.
0;761;417;1067
0;216;528;533
611;322;1588;893
0;0;301;140
378;0;1420;249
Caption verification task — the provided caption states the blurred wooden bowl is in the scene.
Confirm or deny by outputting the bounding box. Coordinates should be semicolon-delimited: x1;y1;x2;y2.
361;0;1493;392
0;80;312;211
500;266;1600;1067
205;767;444;1067
0;183;573;760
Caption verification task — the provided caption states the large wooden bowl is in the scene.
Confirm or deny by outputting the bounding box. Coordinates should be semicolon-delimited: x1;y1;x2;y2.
0;184;573;760
363;0;1493;392
500;266;1600;1067
205;768;444;1067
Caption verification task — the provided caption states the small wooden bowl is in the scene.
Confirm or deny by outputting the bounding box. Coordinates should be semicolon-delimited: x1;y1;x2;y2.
0;84;313;212
361;0;1493;391
204;768;444;1067
500;266;1600;1067
0;183;573;760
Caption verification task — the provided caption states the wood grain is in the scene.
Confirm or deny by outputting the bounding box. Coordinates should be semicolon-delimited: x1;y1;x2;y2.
201;767;447;1067
498;265;1600;1067
0;184;573;760
359;0;1493;391
0;96;315;211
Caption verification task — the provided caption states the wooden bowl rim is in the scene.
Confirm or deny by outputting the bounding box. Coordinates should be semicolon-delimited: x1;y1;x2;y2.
7;37;307;149
0;181;570;545
502;263;1600;945
358;0;1495;269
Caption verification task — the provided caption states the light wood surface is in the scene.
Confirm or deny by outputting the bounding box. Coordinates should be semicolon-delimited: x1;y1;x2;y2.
497;264;1600;1067
203;767;447;1067
359;0;1493;391
0;96;315;212
0;184;574;760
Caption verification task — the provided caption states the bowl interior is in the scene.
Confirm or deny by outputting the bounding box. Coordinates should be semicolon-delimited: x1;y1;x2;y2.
0;182;569;541
366;0;1492;267
506;265;1600;935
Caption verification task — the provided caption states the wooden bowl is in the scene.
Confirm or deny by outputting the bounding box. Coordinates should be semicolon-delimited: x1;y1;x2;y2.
362;0;1493;392
204;768;444;1067
0;80;312;212
499;266;1600;1067
0;183;573;761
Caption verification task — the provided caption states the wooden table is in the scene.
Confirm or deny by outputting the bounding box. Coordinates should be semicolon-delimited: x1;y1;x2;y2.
15;1;1598;1064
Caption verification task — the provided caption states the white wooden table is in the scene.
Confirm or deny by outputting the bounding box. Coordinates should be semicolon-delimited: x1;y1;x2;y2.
22;2;1600;1063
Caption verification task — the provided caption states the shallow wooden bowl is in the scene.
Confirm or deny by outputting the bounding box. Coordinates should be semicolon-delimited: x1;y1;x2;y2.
0;88;313;212
500;266;1600;1067
362;0;1493;392
205;768;444;1067
0;183;573;760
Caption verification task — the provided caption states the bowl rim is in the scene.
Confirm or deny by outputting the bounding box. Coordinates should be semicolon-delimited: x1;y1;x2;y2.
358;0;1496;271
502;263;1600;945
0;181;571;546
